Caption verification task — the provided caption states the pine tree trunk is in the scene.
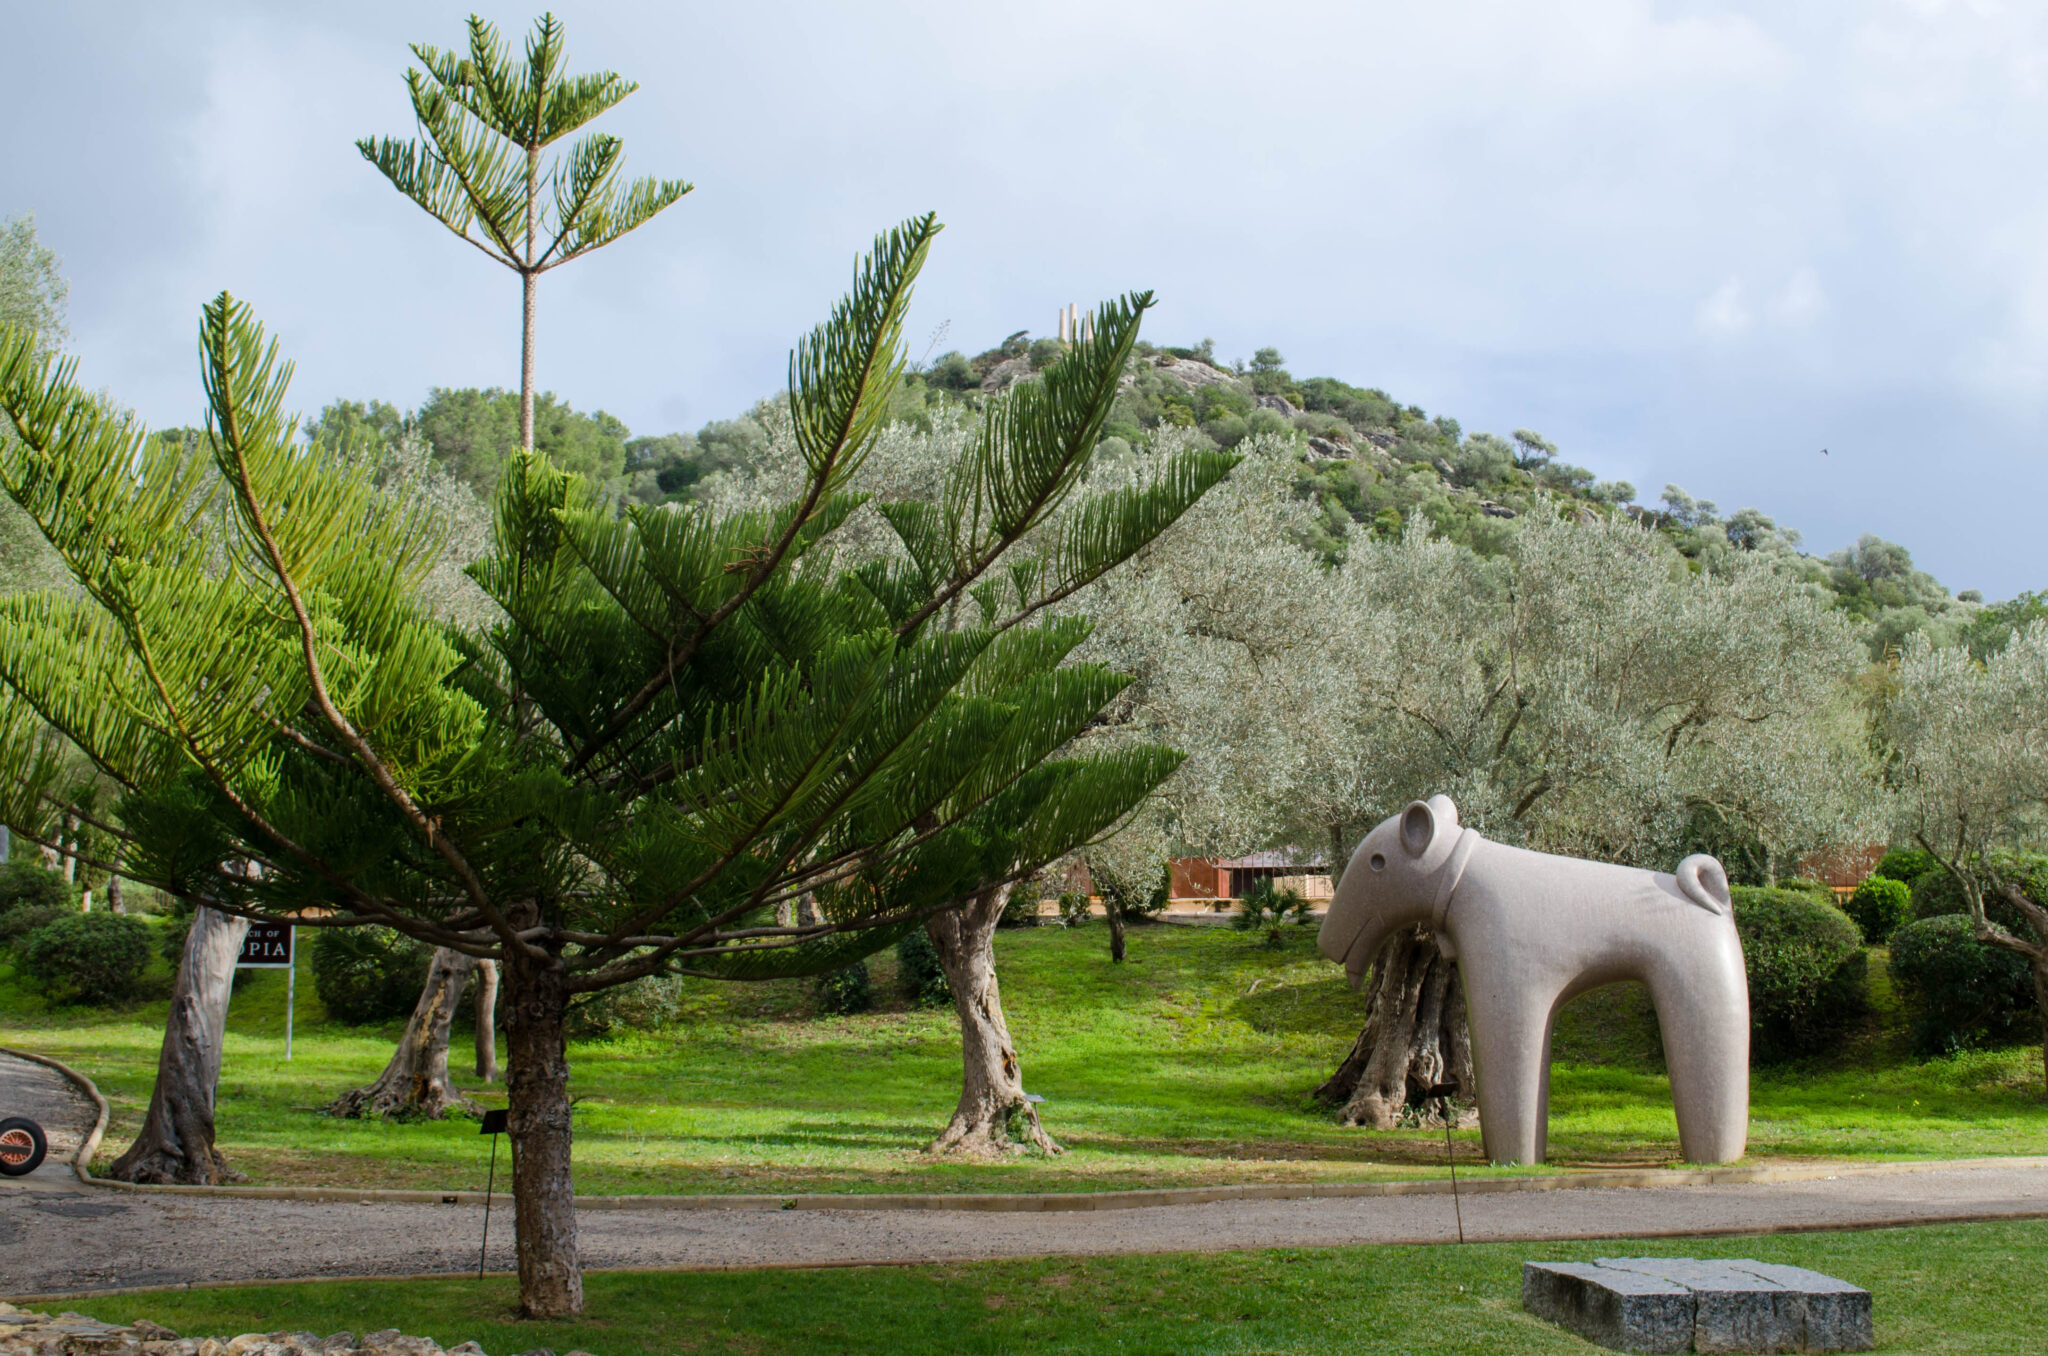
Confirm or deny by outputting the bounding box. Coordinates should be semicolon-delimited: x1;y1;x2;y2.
328;947;480;1119
1315;926;1475;1128
474;958;500;1082
1105;896;1127;963
106;865;124;914
925;886;1060;1157
107;906;249;1183
505;938;582;1318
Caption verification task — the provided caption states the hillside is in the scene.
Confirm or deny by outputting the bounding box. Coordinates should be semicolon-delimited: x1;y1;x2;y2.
261;330;2040;664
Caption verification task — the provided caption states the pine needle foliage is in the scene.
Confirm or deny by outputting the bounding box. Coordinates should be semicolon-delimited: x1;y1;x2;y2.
357;12;691;450
0;214;1237;992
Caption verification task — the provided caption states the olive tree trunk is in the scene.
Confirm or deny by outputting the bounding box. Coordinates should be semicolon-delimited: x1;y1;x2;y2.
107;906;249;1183
328;946;481;1119
1105;894;1127;963
474;958;500;1082
1993;882;2048;1095
925;885;1060;1157
504;937;581;1318
1315;926;1474;1127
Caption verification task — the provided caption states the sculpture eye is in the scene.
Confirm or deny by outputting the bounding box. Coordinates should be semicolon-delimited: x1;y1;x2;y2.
1369;853;1386;872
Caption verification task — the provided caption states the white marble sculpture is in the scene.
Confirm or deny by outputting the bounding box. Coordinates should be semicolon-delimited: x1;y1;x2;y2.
1317;795;1749;1165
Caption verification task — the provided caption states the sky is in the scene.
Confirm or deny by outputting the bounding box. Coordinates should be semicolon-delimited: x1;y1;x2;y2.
6;0;2048;597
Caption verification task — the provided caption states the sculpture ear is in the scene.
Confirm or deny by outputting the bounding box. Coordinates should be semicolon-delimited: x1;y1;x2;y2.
1425;794;1459;831
1400;800;1436;856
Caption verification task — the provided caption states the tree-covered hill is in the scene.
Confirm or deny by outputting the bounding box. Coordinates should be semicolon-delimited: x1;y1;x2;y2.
286;327;2027;665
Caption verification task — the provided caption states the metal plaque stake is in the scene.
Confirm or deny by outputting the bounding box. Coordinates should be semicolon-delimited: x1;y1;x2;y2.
479;1108;509;1280
1427;1080;1465;1245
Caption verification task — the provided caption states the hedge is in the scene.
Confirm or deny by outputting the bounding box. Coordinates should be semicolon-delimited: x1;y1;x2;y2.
19;911;152;1005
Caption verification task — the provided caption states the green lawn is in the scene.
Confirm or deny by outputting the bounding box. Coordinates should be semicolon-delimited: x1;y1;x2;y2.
77;1219;2048;1355
3;921;2044;1196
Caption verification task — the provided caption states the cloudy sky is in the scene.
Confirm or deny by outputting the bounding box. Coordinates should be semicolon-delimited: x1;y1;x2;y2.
8;1;2047;596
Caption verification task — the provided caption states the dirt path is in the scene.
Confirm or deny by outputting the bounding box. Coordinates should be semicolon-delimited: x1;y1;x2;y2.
5;1054;2047;1299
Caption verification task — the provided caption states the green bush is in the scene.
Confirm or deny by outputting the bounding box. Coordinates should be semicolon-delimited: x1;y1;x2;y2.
0;904;68;949
311;927;431;1025
813;960;873;1016
1908;860;2034;936
1887;915;2037;1056
1845;876;1912;945
1871;847;1939;885
0;860;76;915
19;911;151;1005
1730;886;1866;1060
998;890;1044;928
567;973;688;1036
895;928;952;1009
1233;878;1310;948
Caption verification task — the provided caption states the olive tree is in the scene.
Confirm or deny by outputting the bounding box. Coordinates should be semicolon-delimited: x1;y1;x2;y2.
1888;625;2048;1090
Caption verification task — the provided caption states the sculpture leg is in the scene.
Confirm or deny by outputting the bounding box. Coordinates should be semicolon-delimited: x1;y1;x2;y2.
1646;960;1749;1164
1466;984;1558;1166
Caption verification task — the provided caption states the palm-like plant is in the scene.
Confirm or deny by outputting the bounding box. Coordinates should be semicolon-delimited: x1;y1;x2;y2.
0;215;1233;1317
357;13;691;451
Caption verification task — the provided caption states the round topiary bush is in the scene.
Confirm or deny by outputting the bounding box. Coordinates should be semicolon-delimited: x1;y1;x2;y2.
311;927;431;1025
813;960;873;1016
1886;915;2038;1057
1845;875;1912;945
895;927;952;1009
19;911;151;1005
566;972;689;1037
1731;886;1867;1060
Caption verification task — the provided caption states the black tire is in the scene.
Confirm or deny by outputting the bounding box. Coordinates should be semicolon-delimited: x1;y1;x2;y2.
0;1115;48;1176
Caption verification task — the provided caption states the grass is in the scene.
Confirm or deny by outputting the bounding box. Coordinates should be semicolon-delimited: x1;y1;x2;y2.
3;920;2045;1196
71;1219;2048;1354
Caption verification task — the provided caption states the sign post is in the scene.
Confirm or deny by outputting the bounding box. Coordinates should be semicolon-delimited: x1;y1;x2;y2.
236;922;296;1060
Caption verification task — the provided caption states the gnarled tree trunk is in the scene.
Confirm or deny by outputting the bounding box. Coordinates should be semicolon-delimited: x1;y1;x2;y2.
1993;882;2048;1095
329;946;481;1119
474;958;499;1082
1104;894;1126;963
925;885;1060;1157
1316;926;1474;1128
504;933;581;1318
108;906;249;1183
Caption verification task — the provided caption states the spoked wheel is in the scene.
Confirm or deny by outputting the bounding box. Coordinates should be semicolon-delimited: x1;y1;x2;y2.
0;1116;48;1176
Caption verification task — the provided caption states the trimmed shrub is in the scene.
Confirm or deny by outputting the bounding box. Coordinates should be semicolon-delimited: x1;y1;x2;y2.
1845;876;1912;945
895;927;952;1009
311;927;431;1025
1887;915;2037;1056
0;860;76;916
19;911;151;1005
1871;847;1939;885
1731;886;1866;1060
813;960;873;1016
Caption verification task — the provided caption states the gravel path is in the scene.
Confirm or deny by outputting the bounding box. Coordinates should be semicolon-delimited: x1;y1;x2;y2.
5;1053;2048;1300
0;1050;97;1178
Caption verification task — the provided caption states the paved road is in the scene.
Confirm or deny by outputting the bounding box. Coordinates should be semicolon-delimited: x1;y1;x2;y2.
6;1053;2048;1299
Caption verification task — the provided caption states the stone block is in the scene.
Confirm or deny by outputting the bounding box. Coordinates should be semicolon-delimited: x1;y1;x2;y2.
1523;1262;1696;1353
1524;1257;1873;1353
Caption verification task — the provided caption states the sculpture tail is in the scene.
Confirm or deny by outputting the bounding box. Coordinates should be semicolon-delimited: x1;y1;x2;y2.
1676;854;1732;915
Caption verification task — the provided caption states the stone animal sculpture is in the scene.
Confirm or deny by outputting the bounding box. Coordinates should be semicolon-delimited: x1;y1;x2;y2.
1317;795;1749;1165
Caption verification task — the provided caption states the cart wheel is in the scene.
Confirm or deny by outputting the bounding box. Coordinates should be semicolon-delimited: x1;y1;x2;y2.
0;1116;48;1176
